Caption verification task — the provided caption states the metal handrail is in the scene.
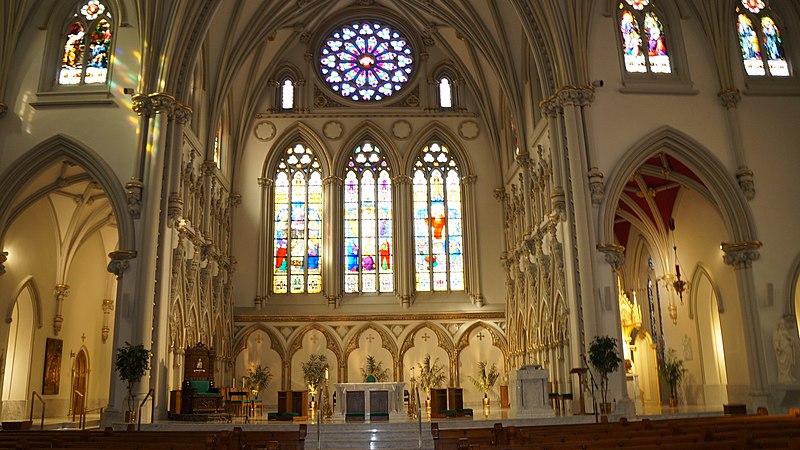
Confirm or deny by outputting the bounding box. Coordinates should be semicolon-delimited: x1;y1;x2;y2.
80;406;103;430
72;391;85;422
29;391;45;430
137;388;155;431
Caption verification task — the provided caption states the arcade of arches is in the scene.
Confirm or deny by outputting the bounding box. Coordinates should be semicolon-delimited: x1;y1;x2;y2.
0;0;799;424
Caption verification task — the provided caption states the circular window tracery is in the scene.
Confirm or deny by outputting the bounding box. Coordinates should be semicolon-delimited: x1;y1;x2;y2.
320;21;414;102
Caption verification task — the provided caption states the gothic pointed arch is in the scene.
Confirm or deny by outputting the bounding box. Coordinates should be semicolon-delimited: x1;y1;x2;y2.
689;264;725;322
5;276;43;329
454;321;508;360
334;122;401;174
262;123;332;178
344;322;398;362
0;134;134;251
599;126;757;247
787;252;800;321
270;62;305;113
399;321;455;362
232;324;287;362
286;323;343;363
404;123;475;176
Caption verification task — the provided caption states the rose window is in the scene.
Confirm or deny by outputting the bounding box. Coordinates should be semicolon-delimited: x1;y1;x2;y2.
320;21;414;102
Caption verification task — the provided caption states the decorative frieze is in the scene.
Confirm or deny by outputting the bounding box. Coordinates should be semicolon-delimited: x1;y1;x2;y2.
721;241;762;270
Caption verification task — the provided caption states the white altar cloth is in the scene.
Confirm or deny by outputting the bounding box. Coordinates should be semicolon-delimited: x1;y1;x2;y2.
333;382;406;419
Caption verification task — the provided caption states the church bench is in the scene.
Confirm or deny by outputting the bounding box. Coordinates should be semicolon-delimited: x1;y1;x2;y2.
231;424;307;450
431;422;502;450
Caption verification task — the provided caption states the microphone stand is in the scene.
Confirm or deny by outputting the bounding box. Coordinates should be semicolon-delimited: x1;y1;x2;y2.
582;355;600;423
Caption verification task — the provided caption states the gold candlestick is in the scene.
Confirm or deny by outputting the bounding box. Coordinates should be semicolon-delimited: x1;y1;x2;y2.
322;379;333;419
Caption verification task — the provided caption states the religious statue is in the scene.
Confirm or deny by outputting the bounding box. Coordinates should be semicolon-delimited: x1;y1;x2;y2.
772;318;798;384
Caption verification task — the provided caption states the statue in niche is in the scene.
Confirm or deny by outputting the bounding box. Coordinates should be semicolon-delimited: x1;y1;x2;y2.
772;317;798;384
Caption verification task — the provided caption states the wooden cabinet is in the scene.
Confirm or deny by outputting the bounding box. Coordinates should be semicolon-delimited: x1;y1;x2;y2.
278;390;308;417
447;388;463;411
429;388;448;418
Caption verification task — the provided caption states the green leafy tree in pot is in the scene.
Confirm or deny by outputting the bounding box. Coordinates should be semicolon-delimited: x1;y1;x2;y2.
417;354;446;402
302;354;329;396
360;355;389;382
468;361;500;404
588;335;622;413
659;348;686;407
245;365;272;400
114;342;150;418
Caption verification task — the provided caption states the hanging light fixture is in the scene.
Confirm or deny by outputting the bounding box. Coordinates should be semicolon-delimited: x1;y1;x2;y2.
669;218;687;304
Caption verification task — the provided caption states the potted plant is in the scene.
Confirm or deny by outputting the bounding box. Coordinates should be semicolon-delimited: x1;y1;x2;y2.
587;335;622;414
360;355;389;382
659;348;686;407
417;354;446;407
302;354;329;405
114;341;150;423
468;361;500;407
245;365;272;400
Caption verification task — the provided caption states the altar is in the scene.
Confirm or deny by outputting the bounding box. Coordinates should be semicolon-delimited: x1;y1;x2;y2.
333;382;405;420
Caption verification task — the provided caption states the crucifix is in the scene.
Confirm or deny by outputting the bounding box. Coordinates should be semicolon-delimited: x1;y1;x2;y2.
365;334;375;343
421;333;430;342
309;334;318;344
476;332;485;341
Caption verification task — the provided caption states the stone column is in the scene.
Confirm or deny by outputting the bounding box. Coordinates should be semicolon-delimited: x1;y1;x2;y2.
719;89;755;200
392;174;414;307
462;174;483;306
255;177;273;309
721;240;768;408
323;175;343;308
105;249;137;425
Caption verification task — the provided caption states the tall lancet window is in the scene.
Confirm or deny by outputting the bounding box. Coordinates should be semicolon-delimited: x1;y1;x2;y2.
618;0;671;74
343;142;393;294
273;144;323;294
737;0;789;77
59;0;113;85
413;143;464;292
281;79;295;110
439;77;453;108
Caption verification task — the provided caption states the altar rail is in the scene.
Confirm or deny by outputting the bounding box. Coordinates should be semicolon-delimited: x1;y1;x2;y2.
432;411;800;450
0;425;307;450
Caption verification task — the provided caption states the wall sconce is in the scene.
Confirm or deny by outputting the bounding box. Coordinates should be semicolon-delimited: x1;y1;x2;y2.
669;218;687;304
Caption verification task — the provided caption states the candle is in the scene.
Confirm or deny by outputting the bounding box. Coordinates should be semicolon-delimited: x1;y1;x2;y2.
325;368;329;380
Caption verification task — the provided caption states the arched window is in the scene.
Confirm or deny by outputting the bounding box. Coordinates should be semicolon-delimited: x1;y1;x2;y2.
413;143;464;292
59;0;113;85
273;144;323;294
737;0;789;77
281;79;295;110
618;0;671;74
343;142;393;293
213;122;222;167
438;76;453;109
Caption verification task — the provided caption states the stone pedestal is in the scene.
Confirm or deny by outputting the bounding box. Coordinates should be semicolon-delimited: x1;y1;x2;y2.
511;365;553;416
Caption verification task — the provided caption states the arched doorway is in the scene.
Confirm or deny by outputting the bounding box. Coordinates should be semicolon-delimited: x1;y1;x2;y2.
3;283;38;419
70;349;89;417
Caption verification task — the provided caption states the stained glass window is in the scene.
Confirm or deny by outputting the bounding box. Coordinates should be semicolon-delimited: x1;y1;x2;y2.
320;21;414;102
59;0;112;85
619;2;671;74
344;142;393;293
413;143;464;292
273;144;323;294
213;123;222;167
737;2;789;77
281;79;294;110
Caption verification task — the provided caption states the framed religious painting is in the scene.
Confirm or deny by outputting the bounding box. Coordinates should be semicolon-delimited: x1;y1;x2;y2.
42;338;63;395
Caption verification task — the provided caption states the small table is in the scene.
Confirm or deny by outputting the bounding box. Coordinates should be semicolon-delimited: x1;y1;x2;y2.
227;391;249;418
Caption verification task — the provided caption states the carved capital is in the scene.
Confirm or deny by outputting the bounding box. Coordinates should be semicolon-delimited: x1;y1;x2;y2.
718;88;741;110
588;168;605;205
557;85;594;107
0;251;7;275
461;174;477;185
721;241;762;269
54;284;70;302
257;177;273;188
736;167;755;200
102;298;114;312
167;192;183;224
597;243;625;271
322;176;343;188
149;93;176;114
202;160;217;176
540;95;562;118
107;250;137;278
125;178;144;219
493;188;506;202
172;101;193;124
229;193;242;207
391;174;413;186
0;102;8;119
550;189;566;221
131;94;154;116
